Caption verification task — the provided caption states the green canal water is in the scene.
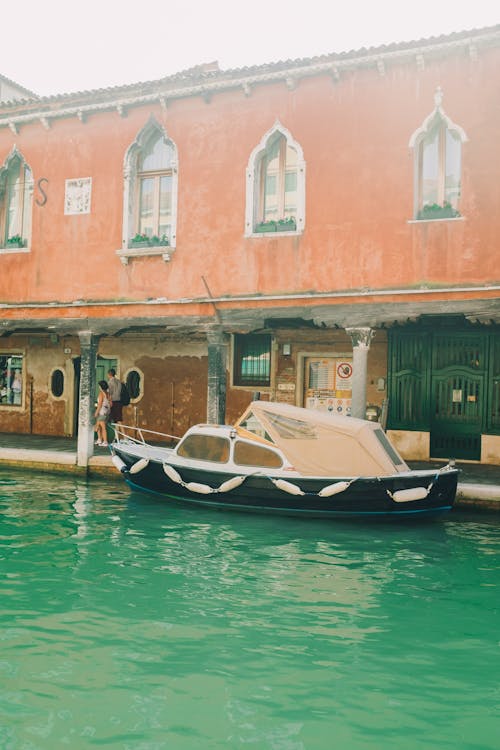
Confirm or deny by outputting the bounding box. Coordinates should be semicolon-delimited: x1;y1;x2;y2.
0;471;499;750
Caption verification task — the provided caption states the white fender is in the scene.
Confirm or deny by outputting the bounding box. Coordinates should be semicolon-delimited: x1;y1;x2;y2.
391;487;429;503
184;481;213;495
218;476;246;493
129;458;150;475
163;463;183;484
111;454;128;473
318;481;351;497
274;479;305;496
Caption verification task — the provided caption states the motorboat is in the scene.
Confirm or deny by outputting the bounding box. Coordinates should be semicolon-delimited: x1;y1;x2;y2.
110;401;458;519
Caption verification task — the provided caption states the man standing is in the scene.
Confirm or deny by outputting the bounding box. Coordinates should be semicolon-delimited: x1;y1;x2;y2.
107;368;123;427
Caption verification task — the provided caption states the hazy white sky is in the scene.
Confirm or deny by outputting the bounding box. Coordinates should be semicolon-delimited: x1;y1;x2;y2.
2;1;499;97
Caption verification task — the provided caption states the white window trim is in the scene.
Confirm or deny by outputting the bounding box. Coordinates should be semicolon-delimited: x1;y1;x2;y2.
245;120;305;237
409;87;467;219
117;117;178;265
0;145;33;252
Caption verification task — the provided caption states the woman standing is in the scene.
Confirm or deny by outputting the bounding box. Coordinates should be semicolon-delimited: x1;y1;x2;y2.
95;380;111;447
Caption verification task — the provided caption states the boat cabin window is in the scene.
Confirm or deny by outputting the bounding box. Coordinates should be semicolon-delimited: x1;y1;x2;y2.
234;440;283;468
373;428;406;468
177;434;230;463
237;411;273;442
265;412;317;439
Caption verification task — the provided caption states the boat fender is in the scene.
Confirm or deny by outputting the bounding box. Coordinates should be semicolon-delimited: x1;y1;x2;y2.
129;458;150;475
390;486;429;503
184;481;214;495
318;480;351;497
111;454;128;474
219;476;246;493
163;463;183;484
273;479;305;496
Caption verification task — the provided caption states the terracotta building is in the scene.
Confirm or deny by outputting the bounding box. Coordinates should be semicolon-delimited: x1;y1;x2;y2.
1;24;500;466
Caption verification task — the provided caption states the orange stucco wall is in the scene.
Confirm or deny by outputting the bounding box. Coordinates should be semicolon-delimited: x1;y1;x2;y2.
1;43;499;311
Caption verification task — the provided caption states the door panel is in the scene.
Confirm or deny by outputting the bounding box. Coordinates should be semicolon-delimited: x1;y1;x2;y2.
430;334;487;460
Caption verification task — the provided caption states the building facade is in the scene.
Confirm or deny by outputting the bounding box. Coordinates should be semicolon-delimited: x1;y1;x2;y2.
1;25;500;465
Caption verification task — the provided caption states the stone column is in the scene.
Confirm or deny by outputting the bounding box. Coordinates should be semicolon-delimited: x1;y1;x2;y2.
207;330;228;425
345;327;374;420
77;331;99;467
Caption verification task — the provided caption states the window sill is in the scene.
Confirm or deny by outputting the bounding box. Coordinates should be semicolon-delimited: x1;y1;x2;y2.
407;216;465;224
116;245;175;265
0;245;30;254
247;230;302;238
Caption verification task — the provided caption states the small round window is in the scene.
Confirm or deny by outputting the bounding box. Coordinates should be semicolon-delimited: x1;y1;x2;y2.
126;369;141;400
51;369;64;398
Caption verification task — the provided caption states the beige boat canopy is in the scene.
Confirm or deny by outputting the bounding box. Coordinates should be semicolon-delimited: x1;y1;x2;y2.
235;401;409;477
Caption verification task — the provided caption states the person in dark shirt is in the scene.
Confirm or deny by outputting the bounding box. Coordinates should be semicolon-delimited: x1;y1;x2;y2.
107;368;123;425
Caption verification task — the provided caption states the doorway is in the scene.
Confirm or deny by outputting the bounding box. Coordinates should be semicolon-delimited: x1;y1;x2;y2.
71;356;117;436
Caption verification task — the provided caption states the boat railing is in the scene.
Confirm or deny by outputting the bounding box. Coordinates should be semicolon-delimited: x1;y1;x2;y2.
112;423;181;447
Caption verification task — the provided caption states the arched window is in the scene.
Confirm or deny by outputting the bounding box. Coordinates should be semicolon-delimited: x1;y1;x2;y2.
245;122;305;236
136;132;175;242
410;89;467;221
119;119;178;263
0;149;33;250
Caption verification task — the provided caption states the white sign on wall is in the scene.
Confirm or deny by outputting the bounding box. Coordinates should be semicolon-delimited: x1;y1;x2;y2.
64;177;92;215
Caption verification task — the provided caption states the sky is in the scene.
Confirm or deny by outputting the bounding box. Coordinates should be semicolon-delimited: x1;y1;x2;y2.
2;1;499;97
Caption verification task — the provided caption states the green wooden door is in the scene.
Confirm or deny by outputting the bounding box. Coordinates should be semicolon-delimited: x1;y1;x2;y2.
96;357;117;399
429;333;486;460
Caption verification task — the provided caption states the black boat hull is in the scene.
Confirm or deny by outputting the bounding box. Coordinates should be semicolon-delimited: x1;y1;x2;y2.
113;447;458;519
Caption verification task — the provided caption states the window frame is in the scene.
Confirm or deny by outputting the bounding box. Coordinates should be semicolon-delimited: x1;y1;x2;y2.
117;118;178;265
409;90;467;222
0;149;32;252
232;333;273;389
0;352;25;408
245;121;305;237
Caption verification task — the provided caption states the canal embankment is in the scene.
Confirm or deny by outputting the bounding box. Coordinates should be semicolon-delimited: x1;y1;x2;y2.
0;434;498;512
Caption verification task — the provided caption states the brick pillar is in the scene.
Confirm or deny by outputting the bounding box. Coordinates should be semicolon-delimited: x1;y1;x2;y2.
346;327;374;420
207;330;228;425
77;331;99;467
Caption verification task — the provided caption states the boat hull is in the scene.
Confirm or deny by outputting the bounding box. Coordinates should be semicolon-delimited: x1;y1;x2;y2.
113;447;458;519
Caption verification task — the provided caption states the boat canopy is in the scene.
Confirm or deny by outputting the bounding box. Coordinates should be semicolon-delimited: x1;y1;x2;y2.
235;401;409;477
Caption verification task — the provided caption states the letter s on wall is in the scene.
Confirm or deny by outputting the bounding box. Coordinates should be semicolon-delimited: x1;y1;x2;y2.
35;177;48;206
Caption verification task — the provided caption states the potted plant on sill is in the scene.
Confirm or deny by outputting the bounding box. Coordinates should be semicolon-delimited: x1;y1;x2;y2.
417;202;460;220
130;233;151;248
255;220;278;233
277;217;296;231
129;233;169;248
150;234;169;246
6;234;25;248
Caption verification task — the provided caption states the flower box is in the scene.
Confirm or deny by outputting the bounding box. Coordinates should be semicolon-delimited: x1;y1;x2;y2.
277;218;297;231
6;236;26;248
255;221;278;233
254;218;297;234
417;202;460;220
129;234;169;248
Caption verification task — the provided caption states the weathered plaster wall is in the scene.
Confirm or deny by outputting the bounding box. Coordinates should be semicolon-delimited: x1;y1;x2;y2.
0;43;499;311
